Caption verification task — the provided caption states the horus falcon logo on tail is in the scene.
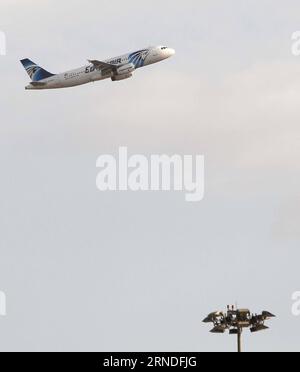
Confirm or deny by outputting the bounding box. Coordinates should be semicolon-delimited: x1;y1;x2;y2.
20;59;55;81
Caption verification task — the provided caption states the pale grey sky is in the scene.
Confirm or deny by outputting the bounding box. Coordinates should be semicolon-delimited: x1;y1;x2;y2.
0;0;300;352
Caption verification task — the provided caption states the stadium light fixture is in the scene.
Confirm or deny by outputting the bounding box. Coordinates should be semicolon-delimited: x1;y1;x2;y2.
203;305;275;352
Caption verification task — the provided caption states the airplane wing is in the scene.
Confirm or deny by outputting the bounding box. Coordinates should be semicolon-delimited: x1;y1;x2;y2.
88;60;118;74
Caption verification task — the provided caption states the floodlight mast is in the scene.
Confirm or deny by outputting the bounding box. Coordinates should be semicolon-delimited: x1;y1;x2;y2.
237;327;242;353
203;305;275;352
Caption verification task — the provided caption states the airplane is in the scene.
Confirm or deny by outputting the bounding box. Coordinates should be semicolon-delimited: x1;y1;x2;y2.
20;46;175;90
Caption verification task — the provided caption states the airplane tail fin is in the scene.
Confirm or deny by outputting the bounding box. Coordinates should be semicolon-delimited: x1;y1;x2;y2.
20;58;55;81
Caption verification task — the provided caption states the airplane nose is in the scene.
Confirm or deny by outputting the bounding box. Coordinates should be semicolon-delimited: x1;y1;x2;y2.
169;48;176;56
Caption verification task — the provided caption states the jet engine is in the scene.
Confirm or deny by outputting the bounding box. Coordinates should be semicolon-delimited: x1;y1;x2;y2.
111;73;133;82
116;63;135;75
111;63;135;81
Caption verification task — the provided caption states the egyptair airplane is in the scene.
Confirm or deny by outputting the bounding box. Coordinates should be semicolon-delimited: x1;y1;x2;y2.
20;46;175;90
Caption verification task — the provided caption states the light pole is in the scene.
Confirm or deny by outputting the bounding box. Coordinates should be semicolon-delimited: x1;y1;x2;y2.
203;305;275;352
237;326;242;353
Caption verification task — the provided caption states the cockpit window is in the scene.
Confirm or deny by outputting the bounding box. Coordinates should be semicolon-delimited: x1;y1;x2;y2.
161;47;168;50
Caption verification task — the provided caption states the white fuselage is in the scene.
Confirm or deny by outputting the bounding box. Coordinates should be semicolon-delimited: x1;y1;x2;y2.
25;46;175;90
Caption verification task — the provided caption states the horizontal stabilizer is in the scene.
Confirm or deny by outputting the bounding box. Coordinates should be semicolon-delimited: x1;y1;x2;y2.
30;81;47;87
